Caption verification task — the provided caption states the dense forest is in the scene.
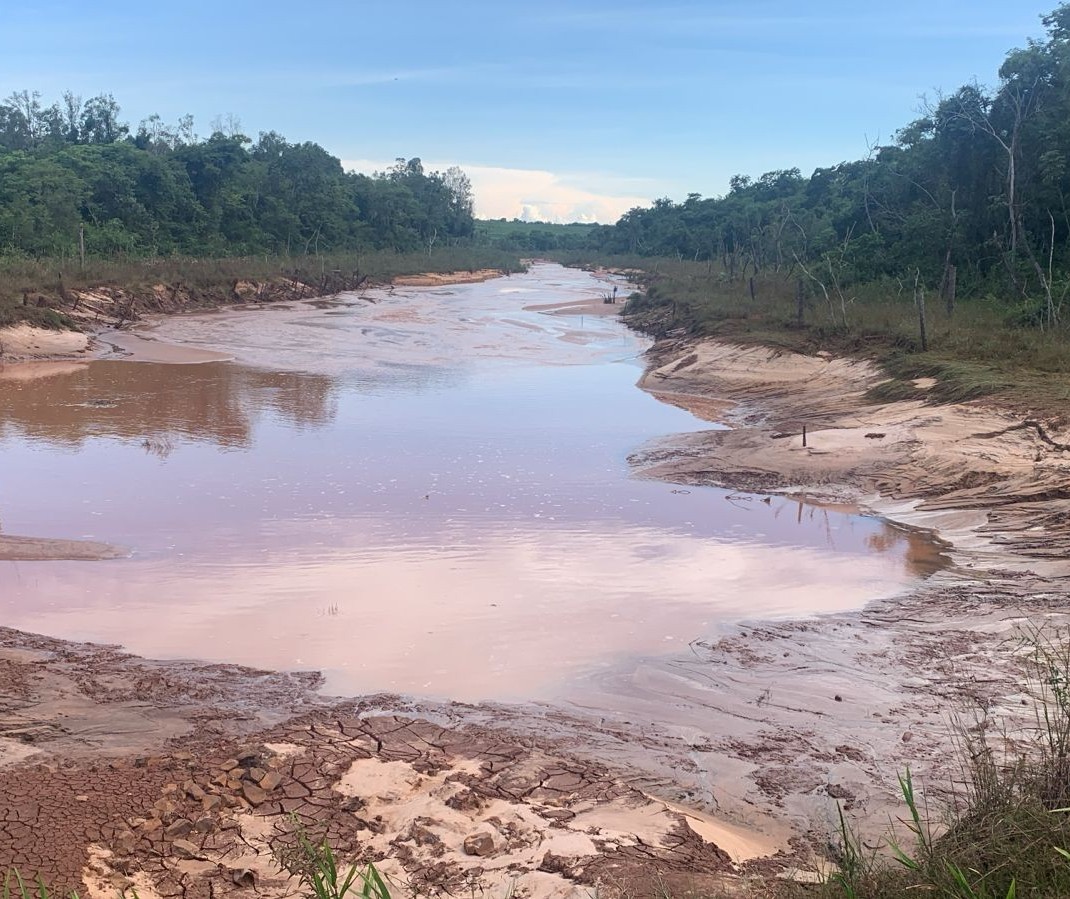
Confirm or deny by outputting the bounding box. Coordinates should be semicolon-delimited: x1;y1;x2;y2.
0;94;475;260
476;219;597;253
585;4;1070;329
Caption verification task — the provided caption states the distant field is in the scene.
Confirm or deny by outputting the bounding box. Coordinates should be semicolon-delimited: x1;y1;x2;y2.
475;219;599;251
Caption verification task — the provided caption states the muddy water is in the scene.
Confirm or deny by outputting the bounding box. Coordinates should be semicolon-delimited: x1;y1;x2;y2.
0;264;935;702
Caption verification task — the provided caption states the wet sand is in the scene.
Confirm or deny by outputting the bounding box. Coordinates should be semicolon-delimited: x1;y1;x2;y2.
0;324;91;361
0;535;122;561
1;269;1067;895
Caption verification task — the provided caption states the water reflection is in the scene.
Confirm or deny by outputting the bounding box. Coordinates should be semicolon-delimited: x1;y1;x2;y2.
0;361;336;449
0;521;927;701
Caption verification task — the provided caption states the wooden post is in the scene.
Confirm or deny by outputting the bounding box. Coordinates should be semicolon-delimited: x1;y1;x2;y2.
802;423;807;447
795;278;805;326
748;277;755;301
78;223;85;271
914;270;928;352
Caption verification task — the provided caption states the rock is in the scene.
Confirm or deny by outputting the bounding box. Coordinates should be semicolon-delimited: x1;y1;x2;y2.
114;830;138;855
153;798;176;817
826;784;853;800
184;780;206;801
538;852;569;874
193;817;216;834
259;770;283;791
220;759;239;772
202;795;222;812
445;789;482;812
235;747;261;765
242;783;268;806
138;818;163;835
230;868;256;888
165;818;193;839
463;833;495;857
172;839;204;861
246;766;267;783
406;821;441;847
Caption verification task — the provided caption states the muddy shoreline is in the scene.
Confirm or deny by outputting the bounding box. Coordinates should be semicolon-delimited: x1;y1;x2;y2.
0;268;507;366
1;281;1068;895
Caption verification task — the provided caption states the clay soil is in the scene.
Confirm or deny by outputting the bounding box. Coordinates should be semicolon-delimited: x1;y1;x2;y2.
0;628;747;899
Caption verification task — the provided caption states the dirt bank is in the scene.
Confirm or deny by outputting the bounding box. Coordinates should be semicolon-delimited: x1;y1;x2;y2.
391;269;504;287
634;338;1070;577
0;268;510;365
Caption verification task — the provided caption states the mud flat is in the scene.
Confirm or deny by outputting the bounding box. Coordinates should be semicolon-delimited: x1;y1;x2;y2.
0;628;759;899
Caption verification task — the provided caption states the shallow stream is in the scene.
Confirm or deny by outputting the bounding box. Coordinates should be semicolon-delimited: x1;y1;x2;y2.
0;264;936;702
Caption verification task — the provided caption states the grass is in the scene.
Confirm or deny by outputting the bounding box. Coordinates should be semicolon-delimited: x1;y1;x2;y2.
3;870;77;899
273;816;394;899
772;629;1070;898
0;246;524;329
552;252;1070;421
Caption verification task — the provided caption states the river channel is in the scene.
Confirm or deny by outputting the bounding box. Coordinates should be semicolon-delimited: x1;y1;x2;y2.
0;264;936;703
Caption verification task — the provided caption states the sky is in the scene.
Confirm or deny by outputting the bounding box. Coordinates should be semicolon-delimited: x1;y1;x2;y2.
0;1;1057;222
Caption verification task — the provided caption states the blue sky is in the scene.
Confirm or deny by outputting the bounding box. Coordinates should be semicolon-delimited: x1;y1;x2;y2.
0;1;1056;221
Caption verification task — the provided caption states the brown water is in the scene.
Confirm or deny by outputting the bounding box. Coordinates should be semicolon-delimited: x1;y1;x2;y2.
0;264;935;701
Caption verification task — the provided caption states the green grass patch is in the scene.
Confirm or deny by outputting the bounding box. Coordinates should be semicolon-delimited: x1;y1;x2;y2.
560;253;1070;419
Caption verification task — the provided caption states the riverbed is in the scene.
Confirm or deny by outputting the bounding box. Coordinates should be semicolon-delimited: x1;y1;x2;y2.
0;263;936;704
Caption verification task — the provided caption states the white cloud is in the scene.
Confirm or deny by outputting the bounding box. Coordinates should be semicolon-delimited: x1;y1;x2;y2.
340;158;650;224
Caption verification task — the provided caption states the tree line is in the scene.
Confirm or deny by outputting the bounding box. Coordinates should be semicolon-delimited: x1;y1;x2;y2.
0;92;475;260
586;4;1070;329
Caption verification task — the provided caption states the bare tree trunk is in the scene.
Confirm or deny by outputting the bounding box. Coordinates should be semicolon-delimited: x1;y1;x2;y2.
943;264;957;317
793;253;837;327
1018;212;1059;328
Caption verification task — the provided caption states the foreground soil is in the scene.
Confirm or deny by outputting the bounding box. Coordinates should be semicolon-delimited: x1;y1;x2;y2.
0;628;751;899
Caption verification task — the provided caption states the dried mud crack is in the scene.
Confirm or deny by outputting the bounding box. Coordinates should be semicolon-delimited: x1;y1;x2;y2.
0;632;741;899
